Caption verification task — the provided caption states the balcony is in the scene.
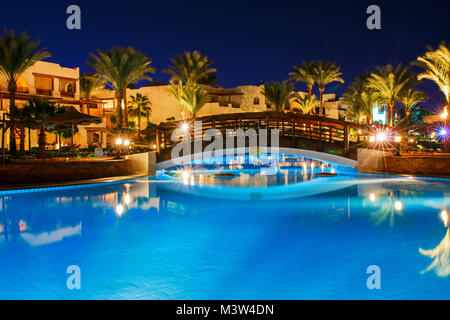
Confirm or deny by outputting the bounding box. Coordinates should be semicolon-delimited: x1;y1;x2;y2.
36;88;53;96
60;91;75;98
16;86;29;94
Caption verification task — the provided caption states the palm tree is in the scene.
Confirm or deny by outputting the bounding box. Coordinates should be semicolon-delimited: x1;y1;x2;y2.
415;43;449;119
343;73;381;124
289;61;317;95
128;93;151;141
164;51;217;86
0;29;51;153
293;94;319;115
168;81;210;118
399;89;428;118
366;64;418;126
8;104;35;154
261;81;296;112
344;91;380;124
87;47;155;129
310;61;344;117
22;98;58;159
79;72;104;114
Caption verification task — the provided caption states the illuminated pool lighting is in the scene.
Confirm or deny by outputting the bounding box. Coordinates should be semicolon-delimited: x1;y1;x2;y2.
369;193;376;202
394;200;403;211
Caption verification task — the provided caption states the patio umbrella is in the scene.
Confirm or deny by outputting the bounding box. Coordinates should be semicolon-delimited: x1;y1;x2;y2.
46;106;102;145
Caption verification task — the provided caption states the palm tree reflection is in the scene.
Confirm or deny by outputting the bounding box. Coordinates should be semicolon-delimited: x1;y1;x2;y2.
368;190;404;227
419;210;450;277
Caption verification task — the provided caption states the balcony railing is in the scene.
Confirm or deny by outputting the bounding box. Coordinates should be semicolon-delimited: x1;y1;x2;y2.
36;88;53;96
16;86;29;94
60;91;75;98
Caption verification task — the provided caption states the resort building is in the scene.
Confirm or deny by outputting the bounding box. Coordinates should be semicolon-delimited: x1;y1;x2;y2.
0;61;107;150
1;60;348;150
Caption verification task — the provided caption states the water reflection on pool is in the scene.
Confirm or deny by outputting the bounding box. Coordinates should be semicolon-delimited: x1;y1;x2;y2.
0;154;449;299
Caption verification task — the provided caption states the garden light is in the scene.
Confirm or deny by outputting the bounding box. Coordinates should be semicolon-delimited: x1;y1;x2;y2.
438;128;448;137
123;139;130;146
115;138;123;145
440;108;448;120
394;136;402;143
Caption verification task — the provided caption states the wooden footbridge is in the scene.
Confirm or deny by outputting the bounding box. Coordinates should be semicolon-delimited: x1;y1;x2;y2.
153;112;366;162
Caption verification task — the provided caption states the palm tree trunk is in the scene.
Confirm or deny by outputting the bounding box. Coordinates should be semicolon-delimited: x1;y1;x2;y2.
8;81;17;154
319;87;324;117
307;84;312;96
137;107;141;141
19;127;25;154
38;124;46;159
443;104;449;153
391;101;396;126
115;94;123;129
124;88;128;128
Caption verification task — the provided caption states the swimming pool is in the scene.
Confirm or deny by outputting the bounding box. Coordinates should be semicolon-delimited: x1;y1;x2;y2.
0;154;449;299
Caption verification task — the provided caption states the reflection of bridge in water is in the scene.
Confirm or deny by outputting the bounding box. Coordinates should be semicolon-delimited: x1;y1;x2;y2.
153;112;366;162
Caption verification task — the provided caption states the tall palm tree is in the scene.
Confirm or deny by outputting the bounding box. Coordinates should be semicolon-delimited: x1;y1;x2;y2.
79;72;104;114
310;61;344;117
366;64;418;126
289;61;317;95
168;81;210;118
22;98;58;159
128;93;151;141
0;29;51;153
87;47;155;129
293;94;319;115
261;81;296;112
415;43;449;119
399;89;428;118
164;51;217;86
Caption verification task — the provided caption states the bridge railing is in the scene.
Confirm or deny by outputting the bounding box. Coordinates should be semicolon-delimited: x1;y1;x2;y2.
154;111;365;156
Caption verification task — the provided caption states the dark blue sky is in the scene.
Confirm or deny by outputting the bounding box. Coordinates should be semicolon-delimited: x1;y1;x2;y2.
1;0;449;111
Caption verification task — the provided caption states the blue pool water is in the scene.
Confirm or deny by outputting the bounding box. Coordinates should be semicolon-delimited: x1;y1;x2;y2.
0;154;449;299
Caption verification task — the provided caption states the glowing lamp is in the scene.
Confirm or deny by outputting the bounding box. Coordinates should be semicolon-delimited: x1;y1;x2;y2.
369;193;376;202
394;200;403;211
181;123;189;132
115;138;123;145
440;108;448;120
394;136;402;143
438;128;448;137
123;139;130;146
369;136;376;143
376;132;387;142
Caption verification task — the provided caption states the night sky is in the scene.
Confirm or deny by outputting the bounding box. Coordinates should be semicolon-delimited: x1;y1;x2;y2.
1;0;449;111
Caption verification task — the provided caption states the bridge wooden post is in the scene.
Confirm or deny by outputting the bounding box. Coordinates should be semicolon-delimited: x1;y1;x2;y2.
318;120;323;151
344;125;349;154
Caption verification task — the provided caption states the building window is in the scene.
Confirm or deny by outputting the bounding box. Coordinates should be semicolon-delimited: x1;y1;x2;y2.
34;75;53;96
253;97;260;105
